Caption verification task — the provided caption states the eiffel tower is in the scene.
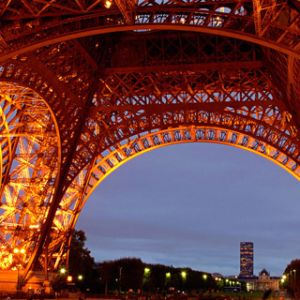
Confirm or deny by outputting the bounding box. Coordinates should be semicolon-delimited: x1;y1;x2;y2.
0;0;299;290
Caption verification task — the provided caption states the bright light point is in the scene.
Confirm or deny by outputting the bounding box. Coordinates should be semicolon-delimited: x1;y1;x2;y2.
181;271;187;279
203;274;208;280
20;248;25;254
29;224;40;229
144;267;150;275
67;275;72;282
104;0;112;9
166;272;171;279
13;248;19;254
78;274;83;280
60;267;66;274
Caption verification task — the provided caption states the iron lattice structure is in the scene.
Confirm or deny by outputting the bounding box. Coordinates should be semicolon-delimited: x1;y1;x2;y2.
0;0;299;284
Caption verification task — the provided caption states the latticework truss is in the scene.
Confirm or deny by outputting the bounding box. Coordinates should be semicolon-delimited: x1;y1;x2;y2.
0;82;60;271
0;0;298;287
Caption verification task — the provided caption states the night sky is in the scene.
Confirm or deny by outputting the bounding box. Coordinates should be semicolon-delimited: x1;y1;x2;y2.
77;143;300;277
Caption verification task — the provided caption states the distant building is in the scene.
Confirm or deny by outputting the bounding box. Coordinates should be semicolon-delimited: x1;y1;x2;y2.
255;269;280;291
239;242;254;278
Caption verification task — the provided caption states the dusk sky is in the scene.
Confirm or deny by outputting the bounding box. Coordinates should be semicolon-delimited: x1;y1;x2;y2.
77;143;300;277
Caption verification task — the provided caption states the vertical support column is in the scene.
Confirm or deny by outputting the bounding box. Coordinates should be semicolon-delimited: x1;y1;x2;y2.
114;0;136;24
252;0;262;34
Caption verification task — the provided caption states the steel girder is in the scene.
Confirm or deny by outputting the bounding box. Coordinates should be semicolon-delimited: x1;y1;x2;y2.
0;1;298;286
0;0;299;59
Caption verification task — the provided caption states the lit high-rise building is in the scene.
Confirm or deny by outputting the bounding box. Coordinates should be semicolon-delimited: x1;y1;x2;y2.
240;242;254;278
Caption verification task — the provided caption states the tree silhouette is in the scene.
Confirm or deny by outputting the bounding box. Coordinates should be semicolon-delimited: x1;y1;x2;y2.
284;259;300;298
52;230;100;293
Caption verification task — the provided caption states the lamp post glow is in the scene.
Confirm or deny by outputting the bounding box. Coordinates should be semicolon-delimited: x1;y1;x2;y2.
13;247;26;291
78;274;83;281
104;0;112;9
292;270;296;291
144;267;151;275
166;272;171;279
281;274;287;284
60;267;66;275
181;271;187;280
143;267;151;292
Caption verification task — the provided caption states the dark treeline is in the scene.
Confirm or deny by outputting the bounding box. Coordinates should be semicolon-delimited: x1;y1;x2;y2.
97;257;216;294
283;259;300;299
52;230;217;294
52;230;247;296
52;230;300;297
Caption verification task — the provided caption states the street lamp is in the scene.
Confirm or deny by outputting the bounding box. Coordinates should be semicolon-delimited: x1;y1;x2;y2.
60;267;66;275
181;271;187;291
118;267;122;294
13;247;26;291
16;264;22;291
78;274;83;281
144;267;151;276
281;274;287;284
104;0;112;9
292;270;296;292
165;272;171;288
143;267;151;292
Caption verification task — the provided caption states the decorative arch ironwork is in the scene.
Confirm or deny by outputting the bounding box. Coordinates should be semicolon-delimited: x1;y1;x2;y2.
52;86;300;270
0;0;298;286
1;31;299;279
0;81;61;272
51;110;300;268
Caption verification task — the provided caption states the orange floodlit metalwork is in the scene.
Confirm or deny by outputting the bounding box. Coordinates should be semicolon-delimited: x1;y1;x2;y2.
0;82;60;272
0;0;298;287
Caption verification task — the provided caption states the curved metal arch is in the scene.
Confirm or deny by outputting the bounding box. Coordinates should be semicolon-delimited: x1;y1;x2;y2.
48;63;300;259
51;110;300;269
0;25;298;61
0;81;62;191
0;3;299;62
0;4;297;277
0;79;63;192
84;126;300;200
0;59;88;172
36;68;300;272
0;81;61;271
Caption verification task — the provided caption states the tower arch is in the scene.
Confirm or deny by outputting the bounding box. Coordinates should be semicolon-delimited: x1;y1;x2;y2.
53;92;300;269
0;81;61;272
27;31;300;273
0;1;298;286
